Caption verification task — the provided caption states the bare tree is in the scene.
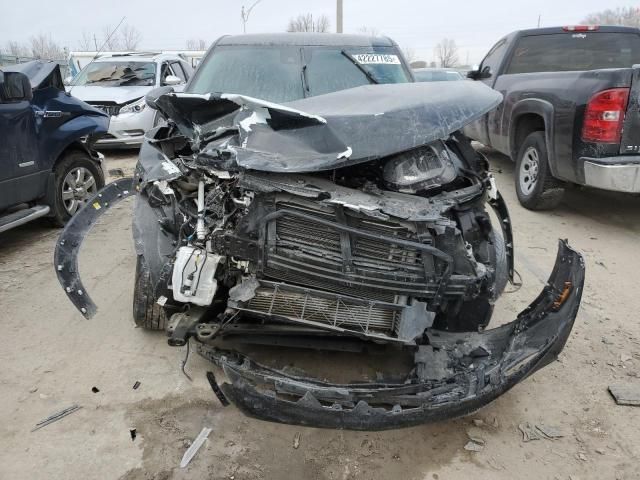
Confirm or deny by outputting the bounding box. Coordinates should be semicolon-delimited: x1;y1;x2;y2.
102;25;122;51
186;38;208;50
434;38;459;67
582;6;640;27
4;40;31;57
287;13;331;33
357;26;381;37
120;24;142;50
402;47;417;64
29;33;64;60
78;31;95;51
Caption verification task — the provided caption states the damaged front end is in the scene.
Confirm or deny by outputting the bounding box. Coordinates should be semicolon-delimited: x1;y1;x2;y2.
55;81;585;429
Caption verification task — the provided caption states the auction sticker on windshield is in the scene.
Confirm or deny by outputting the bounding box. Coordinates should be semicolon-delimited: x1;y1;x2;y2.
352;54;401;65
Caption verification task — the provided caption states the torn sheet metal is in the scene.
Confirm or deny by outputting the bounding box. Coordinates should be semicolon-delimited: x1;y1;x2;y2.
54;178;135;319
198;240;584;430
154;81;502;173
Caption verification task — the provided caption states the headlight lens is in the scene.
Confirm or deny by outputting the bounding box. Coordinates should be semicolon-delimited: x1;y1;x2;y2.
382;142;457;193
120;97;146;115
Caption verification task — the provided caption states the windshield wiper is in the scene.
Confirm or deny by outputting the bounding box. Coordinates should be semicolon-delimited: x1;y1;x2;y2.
341;51;379;84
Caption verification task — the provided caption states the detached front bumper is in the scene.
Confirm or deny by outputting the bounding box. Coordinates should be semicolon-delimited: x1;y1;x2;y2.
582;156;640;193
199;240;584;430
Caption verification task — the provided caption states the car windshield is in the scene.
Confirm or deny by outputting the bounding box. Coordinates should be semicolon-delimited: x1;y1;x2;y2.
187;45;410;103
413;70;463;82
73;61;156;87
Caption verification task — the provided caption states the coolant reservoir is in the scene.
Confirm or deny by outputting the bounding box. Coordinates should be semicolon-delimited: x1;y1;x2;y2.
172;246;223;306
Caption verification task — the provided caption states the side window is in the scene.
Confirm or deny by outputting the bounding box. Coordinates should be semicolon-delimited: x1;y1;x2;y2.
480;38;508;78
180;61;192;80
170;62;187;82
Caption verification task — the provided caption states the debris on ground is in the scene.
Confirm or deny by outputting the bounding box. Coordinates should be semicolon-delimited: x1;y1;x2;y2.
91;386;100;393
108;168;125;178
180;427;212;468
132;381;141;390
32;404;82;432
293;432;301;449
466;428;486;445
518;423;541;442
609;384;640;406
464;441;484;452
130;428;137;441
535;424;564;439
518;422;563;441
28;386;38;393
620;353;632;363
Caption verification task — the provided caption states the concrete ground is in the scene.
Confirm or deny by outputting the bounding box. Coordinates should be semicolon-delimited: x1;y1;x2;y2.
1;148;639;480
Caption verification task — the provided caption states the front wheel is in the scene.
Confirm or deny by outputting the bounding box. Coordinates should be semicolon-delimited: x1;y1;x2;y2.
133;255;167;330
51;151;105;226
515;132;564;210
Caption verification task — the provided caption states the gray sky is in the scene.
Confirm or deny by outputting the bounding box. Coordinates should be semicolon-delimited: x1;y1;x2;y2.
0;0;615;64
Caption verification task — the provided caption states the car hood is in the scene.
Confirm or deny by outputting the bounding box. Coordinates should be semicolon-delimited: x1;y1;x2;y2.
68;85;153;105
153;81;503;173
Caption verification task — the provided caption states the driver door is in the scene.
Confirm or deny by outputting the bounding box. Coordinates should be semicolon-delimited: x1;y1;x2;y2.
0;71;40;210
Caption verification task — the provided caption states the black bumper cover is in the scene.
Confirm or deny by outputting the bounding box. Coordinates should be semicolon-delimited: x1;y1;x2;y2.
198;240;584;430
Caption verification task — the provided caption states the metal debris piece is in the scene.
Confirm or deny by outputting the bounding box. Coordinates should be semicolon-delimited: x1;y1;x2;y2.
133;381;141;390
91;386;100;393
180;427;212;468
464;441;484;452
609;384;640;406
535;424;563;439
130;428;137;441
293;432;301;449
518;423;541;442
32;404;82;432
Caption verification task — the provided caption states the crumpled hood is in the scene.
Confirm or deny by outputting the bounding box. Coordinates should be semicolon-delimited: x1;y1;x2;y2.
153;81;503;173
69;85;152;105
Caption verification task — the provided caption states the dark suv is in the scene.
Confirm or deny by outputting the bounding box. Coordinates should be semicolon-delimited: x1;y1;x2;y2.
0;61;108;232
57;34;584;430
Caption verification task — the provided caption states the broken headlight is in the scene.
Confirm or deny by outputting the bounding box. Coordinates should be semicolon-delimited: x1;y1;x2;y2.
382;142;457;193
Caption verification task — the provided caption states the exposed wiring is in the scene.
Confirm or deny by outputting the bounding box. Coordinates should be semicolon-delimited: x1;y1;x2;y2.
181;340;193;381
504;268;523;293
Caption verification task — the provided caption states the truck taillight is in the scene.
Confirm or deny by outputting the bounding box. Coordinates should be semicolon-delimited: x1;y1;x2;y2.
582;88;629;143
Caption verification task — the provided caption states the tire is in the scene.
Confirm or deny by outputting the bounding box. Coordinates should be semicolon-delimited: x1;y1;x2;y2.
133;255;168;330
490;228;508;301
51;151;105;226
515;132;564;210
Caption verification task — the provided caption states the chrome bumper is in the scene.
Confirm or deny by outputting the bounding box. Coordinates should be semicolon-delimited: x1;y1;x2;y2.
583;157;640;193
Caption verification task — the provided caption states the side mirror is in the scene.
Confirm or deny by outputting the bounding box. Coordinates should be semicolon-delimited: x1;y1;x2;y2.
0;71;33;102
145;86;174;110
63;76;73;86
467;65;492;80
163;75;183;86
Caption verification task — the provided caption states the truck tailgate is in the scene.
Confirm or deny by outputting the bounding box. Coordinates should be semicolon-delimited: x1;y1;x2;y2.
620;66;640;155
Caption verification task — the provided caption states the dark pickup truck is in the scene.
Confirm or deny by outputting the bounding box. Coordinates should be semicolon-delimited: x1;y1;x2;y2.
465;25;640;209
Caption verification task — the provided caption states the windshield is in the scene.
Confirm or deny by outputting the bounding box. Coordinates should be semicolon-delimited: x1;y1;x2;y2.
187;45;410;102
73;61;156;87
413;70;463;82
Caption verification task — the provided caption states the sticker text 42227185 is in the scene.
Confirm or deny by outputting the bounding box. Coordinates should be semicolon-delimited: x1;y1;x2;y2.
351;53;401;65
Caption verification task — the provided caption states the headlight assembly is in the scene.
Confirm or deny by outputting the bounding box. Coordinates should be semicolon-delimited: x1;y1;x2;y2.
120;97;146;115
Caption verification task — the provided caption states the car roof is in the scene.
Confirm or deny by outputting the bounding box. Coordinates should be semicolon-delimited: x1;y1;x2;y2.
93;52;184;63
215;33;397;47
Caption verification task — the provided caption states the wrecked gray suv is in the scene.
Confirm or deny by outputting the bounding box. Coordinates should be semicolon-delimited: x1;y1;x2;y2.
56;34;585;430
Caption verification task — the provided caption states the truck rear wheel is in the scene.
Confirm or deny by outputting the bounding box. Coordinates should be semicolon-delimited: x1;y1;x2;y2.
133;255;167;330
515;132;564;210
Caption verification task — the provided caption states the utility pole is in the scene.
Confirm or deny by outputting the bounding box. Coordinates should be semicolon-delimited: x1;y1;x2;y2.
537;14;541;28
337;0;343;33
93;34;98;51
241;0;263;34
